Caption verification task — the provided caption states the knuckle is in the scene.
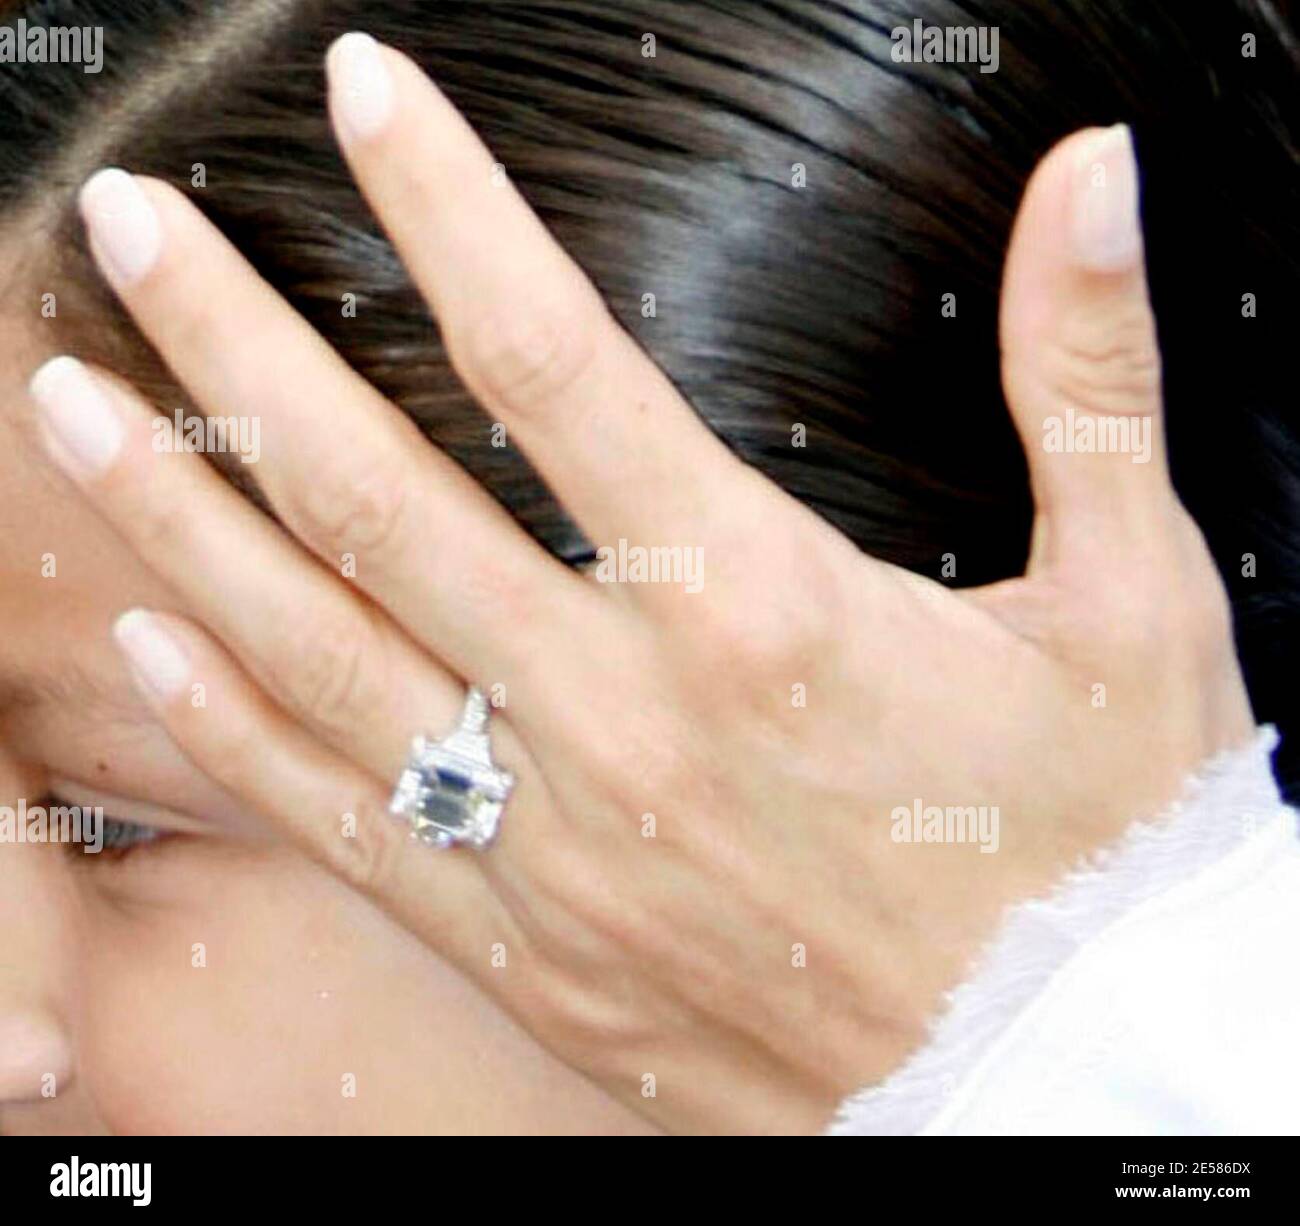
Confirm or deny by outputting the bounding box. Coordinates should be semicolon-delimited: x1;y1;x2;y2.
453;290;606;416
1167;547;1237;660
692;580;836;685
1081;515;1234;663
275;607;382;738
1095;593;1170;661
329;799;405;898
1091;577;1228;665
190;698;264;782
293;457;409;561
1044;309;1163;414
125;478;196;556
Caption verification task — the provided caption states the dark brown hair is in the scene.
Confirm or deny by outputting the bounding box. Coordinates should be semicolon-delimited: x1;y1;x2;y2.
2;0;1298;795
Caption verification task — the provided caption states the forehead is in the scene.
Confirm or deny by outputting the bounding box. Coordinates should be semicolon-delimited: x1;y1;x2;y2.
0;555;239;829
0;258;267;831
0;303;176;728
0;654;141;725
0;448;173;689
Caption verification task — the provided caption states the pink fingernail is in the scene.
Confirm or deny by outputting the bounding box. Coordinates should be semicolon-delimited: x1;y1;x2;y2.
29;355;124;481
79;168;163;286
1069;124;1142;274
327;32;395;143
113;610;191;703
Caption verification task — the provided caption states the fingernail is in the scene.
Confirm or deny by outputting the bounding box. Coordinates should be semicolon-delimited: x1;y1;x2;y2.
29;355;124;480
113;610;191;703
78;168;162;286
327;32;394;142
1069;124;1142;273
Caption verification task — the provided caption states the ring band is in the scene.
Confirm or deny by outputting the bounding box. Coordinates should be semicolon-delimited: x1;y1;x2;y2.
389;686;514;850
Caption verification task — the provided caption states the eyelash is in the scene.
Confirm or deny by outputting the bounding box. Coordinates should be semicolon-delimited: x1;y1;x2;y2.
99;817;166;855
47;798;170;861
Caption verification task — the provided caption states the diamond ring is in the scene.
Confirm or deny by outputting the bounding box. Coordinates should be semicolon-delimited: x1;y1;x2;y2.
389;687;514;850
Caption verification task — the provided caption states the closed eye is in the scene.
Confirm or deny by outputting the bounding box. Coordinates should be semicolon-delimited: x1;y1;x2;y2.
97;814;166;854
43;796;174;862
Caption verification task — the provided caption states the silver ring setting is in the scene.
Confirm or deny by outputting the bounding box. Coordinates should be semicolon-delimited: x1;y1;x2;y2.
389;687;514;850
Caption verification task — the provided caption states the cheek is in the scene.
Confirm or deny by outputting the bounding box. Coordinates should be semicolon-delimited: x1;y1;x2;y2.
70;846;489;1134
73;851;359;1133
68;844;648;1135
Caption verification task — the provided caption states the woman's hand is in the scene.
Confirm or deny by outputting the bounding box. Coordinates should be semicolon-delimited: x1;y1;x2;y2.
27;34;1253;1133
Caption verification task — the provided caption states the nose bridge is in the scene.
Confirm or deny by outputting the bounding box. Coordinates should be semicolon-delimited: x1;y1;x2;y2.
0;833;78;1102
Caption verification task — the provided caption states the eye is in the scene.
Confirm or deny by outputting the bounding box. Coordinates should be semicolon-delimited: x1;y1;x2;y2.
45;796;172;861
97;816;166;856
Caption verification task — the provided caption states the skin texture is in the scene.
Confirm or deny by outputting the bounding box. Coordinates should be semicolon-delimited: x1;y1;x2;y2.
3;35;1256;1136
0;345;652;1135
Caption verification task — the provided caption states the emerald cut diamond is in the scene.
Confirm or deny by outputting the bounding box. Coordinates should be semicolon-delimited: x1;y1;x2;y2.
390;689;513;850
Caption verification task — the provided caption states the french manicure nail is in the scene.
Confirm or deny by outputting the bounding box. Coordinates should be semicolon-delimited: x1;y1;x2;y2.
328;32;394;143
78;168;162;286
113;610;191;703
1070;124;1142;274
29;355;124;480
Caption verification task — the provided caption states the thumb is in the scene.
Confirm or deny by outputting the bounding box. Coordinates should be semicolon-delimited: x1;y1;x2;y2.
999;124;1174;570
